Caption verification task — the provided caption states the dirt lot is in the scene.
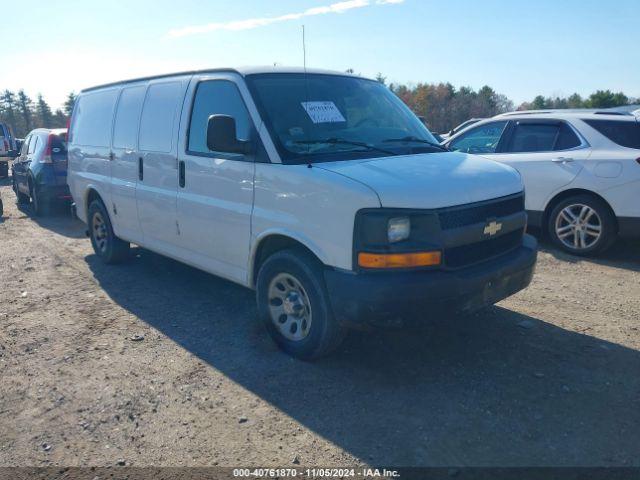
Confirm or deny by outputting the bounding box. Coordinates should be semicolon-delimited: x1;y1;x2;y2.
1;175;639;468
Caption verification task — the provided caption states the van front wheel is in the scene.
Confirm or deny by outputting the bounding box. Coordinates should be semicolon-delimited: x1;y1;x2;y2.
88;199;130;264
256;249;346;360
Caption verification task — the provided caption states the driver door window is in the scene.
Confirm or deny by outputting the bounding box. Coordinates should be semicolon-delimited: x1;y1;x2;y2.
449;121;508;154
187;80;252;159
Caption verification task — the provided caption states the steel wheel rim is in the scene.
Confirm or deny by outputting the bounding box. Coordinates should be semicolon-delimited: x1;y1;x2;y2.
555;203;602;250
92;212;109;254
267;273;312;342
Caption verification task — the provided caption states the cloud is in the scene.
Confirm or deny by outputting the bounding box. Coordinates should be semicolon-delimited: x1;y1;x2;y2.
168;0;405;38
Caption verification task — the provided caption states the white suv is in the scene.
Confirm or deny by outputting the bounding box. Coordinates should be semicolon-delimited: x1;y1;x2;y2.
445;110;640;255
68;67;537;359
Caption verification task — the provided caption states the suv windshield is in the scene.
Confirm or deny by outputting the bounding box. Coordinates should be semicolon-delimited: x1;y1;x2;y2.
245;73;440;164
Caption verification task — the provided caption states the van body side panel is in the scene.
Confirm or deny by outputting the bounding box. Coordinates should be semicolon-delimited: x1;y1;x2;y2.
135;78;190;248
251;164;381;276
68;88;120;222
175;73;259;286
109;84;147;243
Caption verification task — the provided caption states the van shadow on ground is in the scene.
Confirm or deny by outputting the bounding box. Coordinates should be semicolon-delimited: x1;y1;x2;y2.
86;248;640;467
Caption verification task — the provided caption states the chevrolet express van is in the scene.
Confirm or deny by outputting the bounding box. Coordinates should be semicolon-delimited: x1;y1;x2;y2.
68;68;537;359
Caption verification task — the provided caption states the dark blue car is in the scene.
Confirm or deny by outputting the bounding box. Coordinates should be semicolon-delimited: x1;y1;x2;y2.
11;128;71;215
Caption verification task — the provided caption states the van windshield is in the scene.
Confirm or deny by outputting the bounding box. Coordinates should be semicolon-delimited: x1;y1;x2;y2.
245;73;440;164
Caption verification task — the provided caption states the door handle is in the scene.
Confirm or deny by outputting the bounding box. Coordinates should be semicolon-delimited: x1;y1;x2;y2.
179;161;185;188
138;157;144;181
552;157;574;163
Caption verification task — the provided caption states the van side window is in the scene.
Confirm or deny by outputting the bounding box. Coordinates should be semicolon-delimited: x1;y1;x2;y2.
139;82;182;153
188;80;252;156
113;86;146;150
73;90;119;147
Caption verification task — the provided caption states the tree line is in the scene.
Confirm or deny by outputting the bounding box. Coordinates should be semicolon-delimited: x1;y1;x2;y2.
1;80;636;139
374;73;636;134
0;90;76;138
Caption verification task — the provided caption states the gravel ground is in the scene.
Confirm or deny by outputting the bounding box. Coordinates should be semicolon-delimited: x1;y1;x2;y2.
0;175;639;468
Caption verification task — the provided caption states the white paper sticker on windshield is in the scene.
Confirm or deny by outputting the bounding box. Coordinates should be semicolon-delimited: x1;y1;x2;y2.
301;101;346;124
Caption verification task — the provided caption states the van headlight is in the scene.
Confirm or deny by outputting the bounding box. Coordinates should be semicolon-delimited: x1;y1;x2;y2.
388;217;410;243
354;209;442;270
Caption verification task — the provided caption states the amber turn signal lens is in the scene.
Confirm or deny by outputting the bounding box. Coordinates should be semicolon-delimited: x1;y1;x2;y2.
358;251;442;269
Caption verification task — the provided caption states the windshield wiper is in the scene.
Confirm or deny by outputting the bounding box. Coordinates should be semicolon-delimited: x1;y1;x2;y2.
382;136;449;151
293;138;396;156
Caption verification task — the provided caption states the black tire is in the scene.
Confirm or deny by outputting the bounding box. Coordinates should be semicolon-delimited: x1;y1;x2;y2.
547;194;616;256
256;249;346;360
87;199;130;264
13;177;30;205
0;197;3;217
29;180;48;216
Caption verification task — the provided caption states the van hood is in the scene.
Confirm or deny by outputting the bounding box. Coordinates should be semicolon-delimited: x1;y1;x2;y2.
315;152;523;209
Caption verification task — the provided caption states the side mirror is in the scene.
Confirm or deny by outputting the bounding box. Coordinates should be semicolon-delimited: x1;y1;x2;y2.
206;115;251;155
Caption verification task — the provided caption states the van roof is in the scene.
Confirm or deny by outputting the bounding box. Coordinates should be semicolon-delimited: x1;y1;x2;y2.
81;66;367;93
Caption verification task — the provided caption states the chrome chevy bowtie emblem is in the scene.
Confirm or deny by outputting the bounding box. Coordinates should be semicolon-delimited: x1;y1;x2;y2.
484;220;503;236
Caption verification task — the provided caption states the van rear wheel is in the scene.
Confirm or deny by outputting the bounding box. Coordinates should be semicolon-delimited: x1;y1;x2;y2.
256;249;346;360
88;199;130;264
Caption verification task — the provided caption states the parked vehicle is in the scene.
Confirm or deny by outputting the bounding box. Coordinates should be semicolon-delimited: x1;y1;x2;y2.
444;110;640;255
68;68;537;359
0;122;17;178
12;128;70;215
439;117;485;142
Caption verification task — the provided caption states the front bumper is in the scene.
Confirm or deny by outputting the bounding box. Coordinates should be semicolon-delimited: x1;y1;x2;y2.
324;234;538;327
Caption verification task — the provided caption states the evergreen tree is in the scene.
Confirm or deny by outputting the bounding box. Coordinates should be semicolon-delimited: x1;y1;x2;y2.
17;90;34;135
53;109;68;128
63;92;77;116
36;94;53;128
1;90;19;134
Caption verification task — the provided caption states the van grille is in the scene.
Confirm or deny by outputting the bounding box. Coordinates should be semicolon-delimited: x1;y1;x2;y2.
444;228;524;269
438;194;525;230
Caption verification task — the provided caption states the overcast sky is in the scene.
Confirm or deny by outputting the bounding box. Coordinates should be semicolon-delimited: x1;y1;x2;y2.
1;0;637;109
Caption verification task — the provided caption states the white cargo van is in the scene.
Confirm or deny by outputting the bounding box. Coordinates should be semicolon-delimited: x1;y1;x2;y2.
68;67;537;359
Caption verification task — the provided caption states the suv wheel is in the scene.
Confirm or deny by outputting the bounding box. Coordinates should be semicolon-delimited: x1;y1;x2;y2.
256;249;346;360
88;199;130;264
13;177;30;204
548;194;616;256
29;181;48;216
